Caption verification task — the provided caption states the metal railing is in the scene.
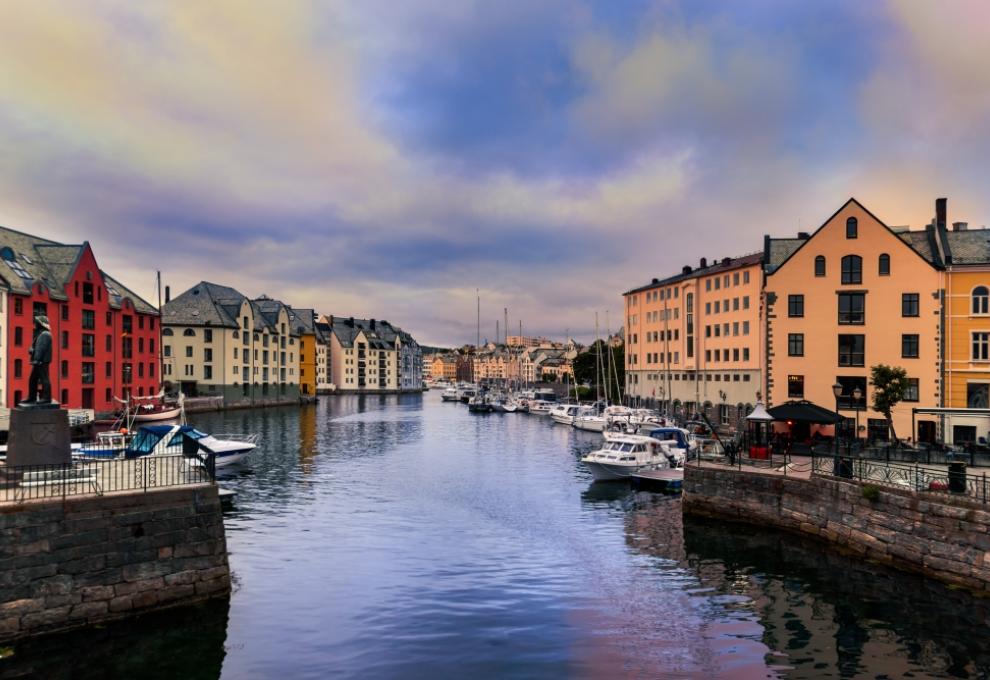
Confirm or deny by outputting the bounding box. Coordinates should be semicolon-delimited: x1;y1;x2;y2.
813;455;990;504
0;453;215;503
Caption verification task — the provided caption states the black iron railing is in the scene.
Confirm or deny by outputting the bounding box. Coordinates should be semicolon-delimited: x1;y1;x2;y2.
813;455;990;504
0;453;215;503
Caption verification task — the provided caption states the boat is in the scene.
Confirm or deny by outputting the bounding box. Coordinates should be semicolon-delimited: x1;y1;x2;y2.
75;430;132;459
581;434;682;481
467;394;495;413
458;385;478;403
527;399;553;415
573;413;607;432
500;398;519;413
551;404;595;426
441;387;460;402
125;391;183;422
125;425;259;467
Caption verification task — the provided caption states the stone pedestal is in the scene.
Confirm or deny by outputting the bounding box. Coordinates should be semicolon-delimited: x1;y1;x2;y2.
6;406;71;467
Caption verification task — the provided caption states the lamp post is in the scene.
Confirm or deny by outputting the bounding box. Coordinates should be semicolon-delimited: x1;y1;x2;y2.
832;382;843;455
852;385;863;448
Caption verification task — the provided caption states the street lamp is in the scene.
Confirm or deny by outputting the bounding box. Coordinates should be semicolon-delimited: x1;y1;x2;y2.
852;385;863;447
832;382;843;454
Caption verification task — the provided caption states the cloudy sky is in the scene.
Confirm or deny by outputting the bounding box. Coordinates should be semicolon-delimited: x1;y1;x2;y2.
1;1;988;345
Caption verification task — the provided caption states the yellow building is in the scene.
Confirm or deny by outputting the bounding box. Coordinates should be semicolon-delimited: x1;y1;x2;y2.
765;198;943;442
624;252;763;428
940;204;990;443
289;308;318;397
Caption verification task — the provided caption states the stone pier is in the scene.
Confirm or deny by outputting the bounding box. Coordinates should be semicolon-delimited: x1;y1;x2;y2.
0;484;230;643
683;464;990;592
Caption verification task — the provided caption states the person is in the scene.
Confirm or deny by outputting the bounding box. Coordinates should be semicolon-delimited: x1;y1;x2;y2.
26;315;53;404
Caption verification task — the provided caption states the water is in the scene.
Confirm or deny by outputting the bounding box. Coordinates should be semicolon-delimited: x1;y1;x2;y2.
4;394;990;679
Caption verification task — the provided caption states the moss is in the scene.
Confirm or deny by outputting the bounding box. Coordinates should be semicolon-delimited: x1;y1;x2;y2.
862;484;881;503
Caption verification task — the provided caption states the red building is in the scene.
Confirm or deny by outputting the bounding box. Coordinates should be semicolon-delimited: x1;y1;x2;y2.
0;227;160;414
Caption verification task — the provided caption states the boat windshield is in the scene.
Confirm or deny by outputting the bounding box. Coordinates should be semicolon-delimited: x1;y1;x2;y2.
128;429;164;454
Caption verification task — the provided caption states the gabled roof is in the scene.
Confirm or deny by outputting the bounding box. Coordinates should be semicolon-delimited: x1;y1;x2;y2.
0;225;158;314
764;197;943;275
288;307;316;336
943;229;990;266
162;281;245;327
624;252;762;296
327;315;417;350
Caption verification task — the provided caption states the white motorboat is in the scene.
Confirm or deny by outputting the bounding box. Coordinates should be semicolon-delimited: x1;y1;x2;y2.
441;387;460;402
581;434;681;481
551;404;595;426
573;413;607;432
501;400;519;413
457;385;478;403
126;425;259;467
527;399;553;415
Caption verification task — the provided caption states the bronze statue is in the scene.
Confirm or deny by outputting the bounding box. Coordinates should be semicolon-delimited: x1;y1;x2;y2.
25;315;53;405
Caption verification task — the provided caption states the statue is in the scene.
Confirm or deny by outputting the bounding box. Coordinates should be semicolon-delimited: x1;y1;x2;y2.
23;315;54;407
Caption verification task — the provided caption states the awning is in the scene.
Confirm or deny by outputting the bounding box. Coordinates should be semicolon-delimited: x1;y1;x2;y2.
767;400;841;424
746;402;774;422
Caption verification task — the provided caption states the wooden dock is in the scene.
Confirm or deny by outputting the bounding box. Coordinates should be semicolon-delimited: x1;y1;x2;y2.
630;468;683;493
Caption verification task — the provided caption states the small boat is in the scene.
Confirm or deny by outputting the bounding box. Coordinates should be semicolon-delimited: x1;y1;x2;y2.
501;399;519;413
75;430;132;459
527;399;553;415
573;413;607;432
581;434;681;482
551;404;595;426
441;387;460;402
458;385;478;403
467;395;495;413
125;391;183;423
125;425;259;467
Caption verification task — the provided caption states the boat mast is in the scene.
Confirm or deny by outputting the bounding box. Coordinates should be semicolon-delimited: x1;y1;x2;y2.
595;312;602;407
156;271;165;394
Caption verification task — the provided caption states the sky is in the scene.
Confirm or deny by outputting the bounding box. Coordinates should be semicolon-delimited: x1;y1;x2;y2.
1;1;989;346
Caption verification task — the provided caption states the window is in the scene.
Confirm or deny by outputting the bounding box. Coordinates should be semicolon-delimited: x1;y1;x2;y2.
902;293;920;317
122;363;133;384
122;337;132;359
14;359;22;379
815;256;826;277
904;378;919;402
183;328;195;337
163;328;174;336
122;315;133;334
82;334;95;357
902;334;919;358
973;287;990;315
204;329;213;343
81;362;95;385
82;310;95;330
973;332;990;361
838;293;865;324
82;282;94;304
841;255;862;284
14;298;23;315
788;375;804;398
788;294;804;317
846;216;858;239
967;384;989;408
14;327;22;347
185;346;193;358
61;305;69;321
879;254;890;276
164;345;172;357
106;361;112;378
788;333;804;357
204;365;213;380
106;335;112;351
838;334;865;366
204;348;213;362
61;360;69;378
61;331;69;349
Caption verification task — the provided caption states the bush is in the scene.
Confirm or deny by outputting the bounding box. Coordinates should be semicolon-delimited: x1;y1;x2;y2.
861;484;881;502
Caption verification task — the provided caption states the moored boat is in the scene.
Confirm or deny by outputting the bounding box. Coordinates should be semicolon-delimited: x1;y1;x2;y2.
441;387;460;402
125;425;259;467
581;434;681;481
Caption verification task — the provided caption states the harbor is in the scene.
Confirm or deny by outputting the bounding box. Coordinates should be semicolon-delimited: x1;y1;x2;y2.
5;393;990;678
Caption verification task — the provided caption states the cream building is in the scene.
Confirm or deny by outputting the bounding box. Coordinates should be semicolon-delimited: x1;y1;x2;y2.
162;282;300;406
325;316;422;393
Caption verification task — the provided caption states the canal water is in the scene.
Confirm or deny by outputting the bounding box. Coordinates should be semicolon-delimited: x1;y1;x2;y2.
4;393;990;679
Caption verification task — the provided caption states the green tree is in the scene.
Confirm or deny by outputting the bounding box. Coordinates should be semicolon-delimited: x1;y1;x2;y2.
869;364;910;443
570;340;624;403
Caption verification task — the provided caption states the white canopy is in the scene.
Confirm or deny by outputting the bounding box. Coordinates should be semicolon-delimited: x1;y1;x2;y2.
746;402;774;422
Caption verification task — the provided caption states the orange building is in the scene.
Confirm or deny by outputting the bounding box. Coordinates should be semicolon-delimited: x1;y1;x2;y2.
764;198;943;442
624;253;763;429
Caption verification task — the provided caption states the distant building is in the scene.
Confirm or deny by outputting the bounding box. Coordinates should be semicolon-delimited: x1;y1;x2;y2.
0;228;160;414
161;282;300;406
505;335;545;348
288;307;318;397
325;316;422;393
315;319;333;393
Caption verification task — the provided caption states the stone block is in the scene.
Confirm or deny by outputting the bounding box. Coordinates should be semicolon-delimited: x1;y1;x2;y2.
122;561;171;582
0;616;20;637
163;570;199;587
80;585;114;602
195;577;230;596
59;554;107;575
70;601;108;621
131;590;159;610
21;605;72;630
0;598;43;616
6;407;71;467
114;576;164;596
108;595;133;613
158;584;196;603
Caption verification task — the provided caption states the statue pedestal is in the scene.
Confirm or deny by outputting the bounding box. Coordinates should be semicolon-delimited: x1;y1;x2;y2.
6;406;71;467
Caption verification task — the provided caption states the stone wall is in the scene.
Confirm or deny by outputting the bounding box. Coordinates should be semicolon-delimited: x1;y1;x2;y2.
683;465;990;592
0;485;230;643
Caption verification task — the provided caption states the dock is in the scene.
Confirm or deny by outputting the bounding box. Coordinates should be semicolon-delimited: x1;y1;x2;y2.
630;468;683;493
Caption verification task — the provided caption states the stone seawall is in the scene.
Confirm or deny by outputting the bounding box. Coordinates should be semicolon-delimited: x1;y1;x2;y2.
683;465;990;592
0;485;230;643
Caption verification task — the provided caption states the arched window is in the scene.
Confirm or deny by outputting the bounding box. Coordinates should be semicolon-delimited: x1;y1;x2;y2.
973;286;990;315
841;255;862;284
162;328;174;336
878;254;890;276
182;328;196;337
846;217;858;239
814;255;826;277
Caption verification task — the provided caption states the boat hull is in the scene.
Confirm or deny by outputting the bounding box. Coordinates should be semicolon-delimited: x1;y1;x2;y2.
550;414;574;426
132;407;182;422
581;460;649;481
573;419;606;432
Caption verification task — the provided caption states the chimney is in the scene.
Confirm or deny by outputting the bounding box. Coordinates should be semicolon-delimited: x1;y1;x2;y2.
651;278;659;284
370;318;376;329
682;265;692;275
936;197;947;232
797;232;810;240
348;317;354;327
164;285;170;303
953;222;969;231
699;257;707;268
722;257;730;266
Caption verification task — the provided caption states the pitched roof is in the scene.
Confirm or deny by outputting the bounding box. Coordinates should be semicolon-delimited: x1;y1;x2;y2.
764;238;805;273
0;225;158;314
624;252;763;296
327;316;417;350
943;229;990;265
162;281;245;327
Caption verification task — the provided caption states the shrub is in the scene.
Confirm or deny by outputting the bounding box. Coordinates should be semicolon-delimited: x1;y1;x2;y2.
861;484;881;502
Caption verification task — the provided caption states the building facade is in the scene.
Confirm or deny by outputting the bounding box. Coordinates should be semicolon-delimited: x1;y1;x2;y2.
624;253;763;428
326;316;422;393
162;283;300;406
289;307;318;397
315;319;333;393
0;231;160;414
765;199;943;442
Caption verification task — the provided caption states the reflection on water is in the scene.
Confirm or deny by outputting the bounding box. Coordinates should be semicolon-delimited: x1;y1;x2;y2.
3;394;989;679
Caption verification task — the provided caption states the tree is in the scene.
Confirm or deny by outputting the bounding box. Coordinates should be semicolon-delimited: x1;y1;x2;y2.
869;364;910;443
570;340;624;403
